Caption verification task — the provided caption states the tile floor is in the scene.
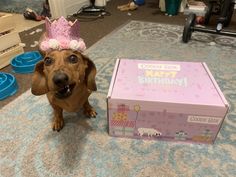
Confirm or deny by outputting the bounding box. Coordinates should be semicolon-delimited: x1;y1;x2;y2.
1;12;44;33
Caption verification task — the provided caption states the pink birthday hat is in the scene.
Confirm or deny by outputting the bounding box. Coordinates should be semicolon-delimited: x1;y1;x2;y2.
40;17;86;52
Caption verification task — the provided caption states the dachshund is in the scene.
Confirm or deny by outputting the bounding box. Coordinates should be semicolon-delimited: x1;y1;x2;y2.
31;49;97;131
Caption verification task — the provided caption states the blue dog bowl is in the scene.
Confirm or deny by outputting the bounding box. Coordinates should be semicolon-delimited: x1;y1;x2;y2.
11;51;43;74
0;72;18;100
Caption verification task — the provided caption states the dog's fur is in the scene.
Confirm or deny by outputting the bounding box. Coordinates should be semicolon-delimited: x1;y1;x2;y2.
31;49;97;131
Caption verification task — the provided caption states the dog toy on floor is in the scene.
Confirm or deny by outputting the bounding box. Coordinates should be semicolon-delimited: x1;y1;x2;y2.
117;1;138;11
23;8;45;21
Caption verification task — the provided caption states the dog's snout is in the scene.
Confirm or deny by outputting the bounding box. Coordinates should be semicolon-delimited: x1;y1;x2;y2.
53;73;69;86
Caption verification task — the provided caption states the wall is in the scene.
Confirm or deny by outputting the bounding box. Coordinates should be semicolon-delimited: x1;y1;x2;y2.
0;0;45;13
48;0;89;19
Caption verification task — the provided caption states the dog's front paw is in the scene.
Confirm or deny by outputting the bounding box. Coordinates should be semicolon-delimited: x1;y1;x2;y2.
83;107;97;118
52;119;64;132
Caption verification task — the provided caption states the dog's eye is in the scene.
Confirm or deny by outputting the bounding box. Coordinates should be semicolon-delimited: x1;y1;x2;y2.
44;57;53;66
68;55;78;64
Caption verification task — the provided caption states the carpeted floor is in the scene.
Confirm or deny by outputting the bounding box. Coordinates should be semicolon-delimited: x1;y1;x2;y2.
1;20;236;177
0;0;45;14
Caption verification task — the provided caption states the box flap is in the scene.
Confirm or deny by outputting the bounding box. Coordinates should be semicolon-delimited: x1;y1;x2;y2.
110;59;227;108
107;59;120;98
202;62;229;109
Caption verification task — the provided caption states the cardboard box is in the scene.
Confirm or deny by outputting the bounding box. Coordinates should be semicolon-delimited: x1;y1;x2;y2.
0;45;24;69
0;13;15;33
0;30;21;52
107;59;229;144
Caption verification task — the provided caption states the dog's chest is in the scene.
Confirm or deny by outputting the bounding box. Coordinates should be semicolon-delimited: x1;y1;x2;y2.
48;87;90;112
59;95;88;112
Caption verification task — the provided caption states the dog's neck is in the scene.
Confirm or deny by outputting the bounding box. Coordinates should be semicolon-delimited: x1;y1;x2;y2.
47;84;91;112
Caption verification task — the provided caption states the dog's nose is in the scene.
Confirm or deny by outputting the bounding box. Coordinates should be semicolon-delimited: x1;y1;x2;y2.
53;73;69;86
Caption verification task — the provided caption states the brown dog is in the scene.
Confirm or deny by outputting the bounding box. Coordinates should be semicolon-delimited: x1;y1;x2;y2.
31;49;97;131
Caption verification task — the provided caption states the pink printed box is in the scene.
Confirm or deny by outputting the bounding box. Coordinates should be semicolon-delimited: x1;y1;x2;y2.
107;59;229;144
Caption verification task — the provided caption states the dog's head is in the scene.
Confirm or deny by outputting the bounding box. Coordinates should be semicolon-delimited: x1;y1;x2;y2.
31;50;96;99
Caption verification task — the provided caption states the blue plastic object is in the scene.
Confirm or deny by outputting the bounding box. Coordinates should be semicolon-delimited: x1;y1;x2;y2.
134;0;145;5
0;72;18;100
165;0;182;15
11;51;43;74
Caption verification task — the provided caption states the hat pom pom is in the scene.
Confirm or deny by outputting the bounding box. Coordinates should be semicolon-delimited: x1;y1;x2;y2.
40;41;49;51
48;39;60;50
78;39;86;51
69;39;86;52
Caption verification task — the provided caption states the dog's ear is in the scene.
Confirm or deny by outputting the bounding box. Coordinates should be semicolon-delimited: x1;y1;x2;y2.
82;54;97;91
31;61;49;95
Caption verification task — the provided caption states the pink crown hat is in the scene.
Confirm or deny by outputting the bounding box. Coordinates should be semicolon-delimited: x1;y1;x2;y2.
40;17;86;52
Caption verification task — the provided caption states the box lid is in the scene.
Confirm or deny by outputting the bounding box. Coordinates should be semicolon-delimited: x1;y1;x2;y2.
109;59;228;109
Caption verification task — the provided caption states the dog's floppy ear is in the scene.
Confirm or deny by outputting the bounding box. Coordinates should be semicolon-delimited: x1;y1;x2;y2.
82;54;97;91
31;61;49;95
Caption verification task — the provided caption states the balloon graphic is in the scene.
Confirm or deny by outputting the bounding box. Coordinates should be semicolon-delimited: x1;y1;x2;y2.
134;105;140;112
134;105;141;130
